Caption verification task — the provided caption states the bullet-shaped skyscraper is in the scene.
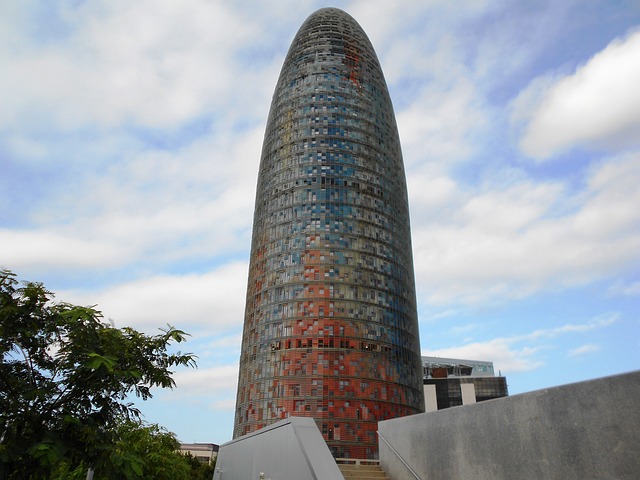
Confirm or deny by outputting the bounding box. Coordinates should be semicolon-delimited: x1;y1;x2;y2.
234;8;424;459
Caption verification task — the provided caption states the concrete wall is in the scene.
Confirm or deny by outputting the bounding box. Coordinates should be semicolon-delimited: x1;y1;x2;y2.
379;371;640;480
213;417;344;480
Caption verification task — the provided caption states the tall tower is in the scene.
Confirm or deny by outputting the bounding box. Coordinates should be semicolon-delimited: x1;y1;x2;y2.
234;8;424;459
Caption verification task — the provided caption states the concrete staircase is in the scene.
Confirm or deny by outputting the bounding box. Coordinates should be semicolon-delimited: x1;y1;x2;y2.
336;459;390;480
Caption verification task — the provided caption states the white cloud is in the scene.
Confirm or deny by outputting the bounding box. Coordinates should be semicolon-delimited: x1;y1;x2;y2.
424;339;543;373
526;313;618;339
0;228;129;270
171;364;239;399
5;121;262;281
397;77;486;167
61;262;248;332
607;280;640;297
412;153;640;305
351;0;497;63
0;1;269;284
568;344;600;357
0;0;271;131
424;312;616;373
514;28;640;159
152;364;240;414
573;153;640;240
419;307;463;324
407;172;458;214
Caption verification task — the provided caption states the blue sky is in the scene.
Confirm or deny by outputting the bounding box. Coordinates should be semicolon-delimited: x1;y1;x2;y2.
2;0;639;444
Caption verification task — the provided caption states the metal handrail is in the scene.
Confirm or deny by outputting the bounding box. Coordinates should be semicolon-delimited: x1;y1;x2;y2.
377;431;422;480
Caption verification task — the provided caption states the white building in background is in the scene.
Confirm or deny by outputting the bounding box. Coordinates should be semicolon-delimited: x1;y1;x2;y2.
179;443;218;465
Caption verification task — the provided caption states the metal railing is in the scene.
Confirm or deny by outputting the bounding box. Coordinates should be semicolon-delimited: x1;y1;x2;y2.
377;431;421;480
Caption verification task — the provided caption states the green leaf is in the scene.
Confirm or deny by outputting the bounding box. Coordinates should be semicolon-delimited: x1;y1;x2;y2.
0;269;198;479
86;352;118;371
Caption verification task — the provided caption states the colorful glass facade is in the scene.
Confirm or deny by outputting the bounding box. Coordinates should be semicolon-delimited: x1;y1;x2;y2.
233;8;424;459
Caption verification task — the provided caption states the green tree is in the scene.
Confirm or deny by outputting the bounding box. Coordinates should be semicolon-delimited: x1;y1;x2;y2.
183;452;216;480
50;420;212;480
85;420;191;480
0;269;197;479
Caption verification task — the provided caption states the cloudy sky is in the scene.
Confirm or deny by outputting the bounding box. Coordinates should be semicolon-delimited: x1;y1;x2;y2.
2;0;639;444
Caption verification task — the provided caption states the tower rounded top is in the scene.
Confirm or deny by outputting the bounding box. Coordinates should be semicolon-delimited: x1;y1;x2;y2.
277;5;384;96
308;7;354;18
300;7;364;33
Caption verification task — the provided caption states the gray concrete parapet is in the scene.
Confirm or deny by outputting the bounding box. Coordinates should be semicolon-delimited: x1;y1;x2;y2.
379;370;640;479
213;416;344;480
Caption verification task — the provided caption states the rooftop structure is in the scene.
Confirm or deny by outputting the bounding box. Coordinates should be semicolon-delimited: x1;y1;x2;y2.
422;356;496;378
421;356;508;411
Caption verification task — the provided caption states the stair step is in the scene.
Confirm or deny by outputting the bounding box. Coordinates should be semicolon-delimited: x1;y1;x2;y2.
337;460;390;480
341;477;390;480
340;475;389;479
340;465;385;471
341;471;386;474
